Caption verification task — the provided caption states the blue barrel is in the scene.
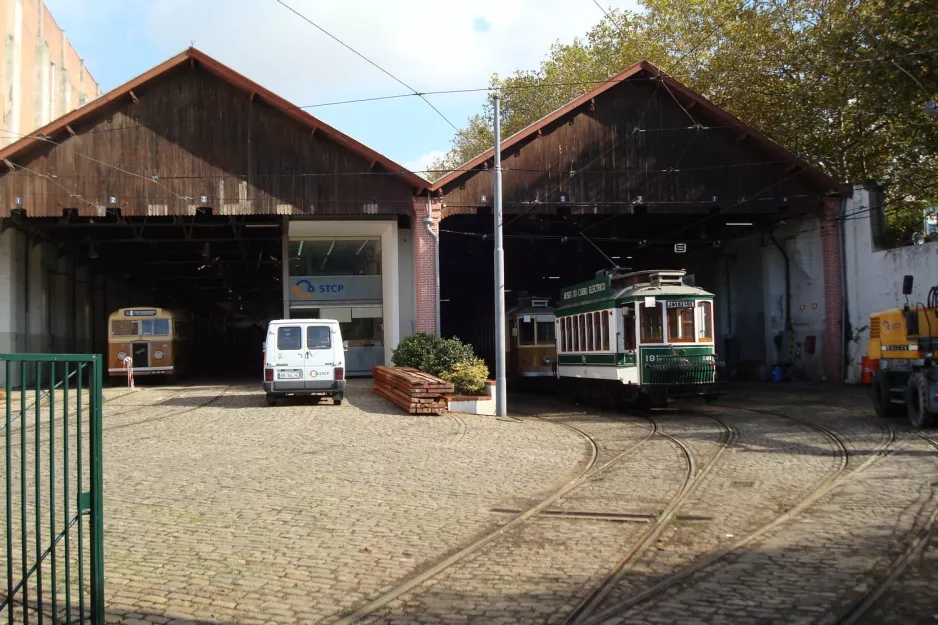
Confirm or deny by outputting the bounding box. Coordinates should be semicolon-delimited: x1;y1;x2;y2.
772;365;784;382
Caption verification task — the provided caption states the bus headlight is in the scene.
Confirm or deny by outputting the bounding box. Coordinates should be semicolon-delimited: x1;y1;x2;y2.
154;351;164;360
542;356;553;366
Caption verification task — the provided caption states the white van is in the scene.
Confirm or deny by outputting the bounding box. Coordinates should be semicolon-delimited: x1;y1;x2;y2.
262;319;347;406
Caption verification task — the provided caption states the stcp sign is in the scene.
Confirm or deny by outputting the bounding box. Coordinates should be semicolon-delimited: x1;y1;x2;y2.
289;275;382;302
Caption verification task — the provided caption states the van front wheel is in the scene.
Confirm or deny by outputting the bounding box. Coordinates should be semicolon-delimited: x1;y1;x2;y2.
333;393;344;406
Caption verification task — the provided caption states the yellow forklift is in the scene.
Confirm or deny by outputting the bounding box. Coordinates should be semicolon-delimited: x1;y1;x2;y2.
868;275;938;428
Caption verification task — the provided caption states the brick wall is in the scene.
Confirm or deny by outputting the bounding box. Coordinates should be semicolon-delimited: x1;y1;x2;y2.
821;197;844;382
413;195;440;335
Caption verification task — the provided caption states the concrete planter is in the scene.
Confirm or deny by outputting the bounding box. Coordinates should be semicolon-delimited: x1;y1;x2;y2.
445;380;496;416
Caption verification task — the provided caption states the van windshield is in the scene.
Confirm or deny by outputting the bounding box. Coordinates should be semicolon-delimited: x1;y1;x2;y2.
307;326;332;350
277;326;303;350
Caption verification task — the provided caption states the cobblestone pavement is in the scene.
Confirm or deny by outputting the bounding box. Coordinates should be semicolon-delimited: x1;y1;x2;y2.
3;381;938;624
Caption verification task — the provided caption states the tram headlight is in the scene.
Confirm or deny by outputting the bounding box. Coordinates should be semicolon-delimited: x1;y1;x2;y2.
116;351;126;361
542;356;553;366
154;351;164;360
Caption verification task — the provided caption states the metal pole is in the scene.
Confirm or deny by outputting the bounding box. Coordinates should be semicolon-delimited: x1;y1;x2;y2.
493;94;507;417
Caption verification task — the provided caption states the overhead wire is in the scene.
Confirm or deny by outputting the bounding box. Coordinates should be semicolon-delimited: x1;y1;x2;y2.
273;0;466;138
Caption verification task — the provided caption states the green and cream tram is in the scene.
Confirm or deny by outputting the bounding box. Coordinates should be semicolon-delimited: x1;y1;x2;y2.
555;269;722;407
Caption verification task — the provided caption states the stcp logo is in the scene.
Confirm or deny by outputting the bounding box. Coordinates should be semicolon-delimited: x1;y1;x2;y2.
292;279;315;300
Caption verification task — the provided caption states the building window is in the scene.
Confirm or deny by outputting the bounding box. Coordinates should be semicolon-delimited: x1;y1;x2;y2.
640;303;663;344
667;306;696;343
697;301;713;341
288;238;382;277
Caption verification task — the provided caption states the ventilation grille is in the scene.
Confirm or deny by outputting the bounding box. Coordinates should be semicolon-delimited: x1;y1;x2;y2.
870;315;881;340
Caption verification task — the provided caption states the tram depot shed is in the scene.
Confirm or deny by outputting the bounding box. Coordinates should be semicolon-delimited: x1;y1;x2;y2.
0;49;857;383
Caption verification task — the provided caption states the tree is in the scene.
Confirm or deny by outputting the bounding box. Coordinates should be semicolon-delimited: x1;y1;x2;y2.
429;0;938;244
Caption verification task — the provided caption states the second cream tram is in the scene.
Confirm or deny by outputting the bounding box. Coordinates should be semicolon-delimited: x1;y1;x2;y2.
107;307;193;382
506;295;557;385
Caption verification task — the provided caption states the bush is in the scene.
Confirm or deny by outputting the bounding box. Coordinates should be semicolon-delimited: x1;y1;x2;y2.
391;333;440;369
421;337;476;377
442;359;490;395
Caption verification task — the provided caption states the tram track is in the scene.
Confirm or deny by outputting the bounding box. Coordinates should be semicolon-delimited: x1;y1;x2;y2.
831;433;938;625
340;401;731;625
332;414;605;625
561;411;737;624
583;404;898;625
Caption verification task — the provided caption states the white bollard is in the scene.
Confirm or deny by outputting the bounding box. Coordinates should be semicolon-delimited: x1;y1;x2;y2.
123;355;135;389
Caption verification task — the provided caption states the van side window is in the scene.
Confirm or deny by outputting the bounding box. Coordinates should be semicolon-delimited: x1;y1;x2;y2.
277;326;303;350
307;326;332;350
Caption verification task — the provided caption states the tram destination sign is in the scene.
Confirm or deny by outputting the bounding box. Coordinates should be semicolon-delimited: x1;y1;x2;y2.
666;300;695;309
124;309;157;317
560;276;611;303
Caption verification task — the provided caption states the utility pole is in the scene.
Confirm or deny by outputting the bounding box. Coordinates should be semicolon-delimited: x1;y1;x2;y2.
492;93;507;417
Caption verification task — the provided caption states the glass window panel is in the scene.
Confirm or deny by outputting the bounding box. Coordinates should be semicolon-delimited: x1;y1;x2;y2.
602;312;610;350
111;320;137;336
307;326;332;350
667;307;696;343
623;308;636;350
537;320;555;345
579;314;586;350
519;317;536;345
640;303;663;343
289;238;382;277
697;301;713;340
585;314;592;351
278;326;303;350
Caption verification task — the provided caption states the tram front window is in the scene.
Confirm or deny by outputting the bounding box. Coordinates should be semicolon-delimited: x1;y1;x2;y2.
640;303;663;343
667;306;696;343
536;320;555;345
519;318;536;345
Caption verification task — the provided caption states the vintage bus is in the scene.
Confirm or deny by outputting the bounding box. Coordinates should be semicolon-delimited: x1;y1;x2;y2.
107;307;193;382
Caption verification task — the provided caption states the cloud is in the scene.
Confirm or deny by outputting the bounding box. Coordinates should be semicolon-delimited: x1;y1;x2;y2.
402;149;449;180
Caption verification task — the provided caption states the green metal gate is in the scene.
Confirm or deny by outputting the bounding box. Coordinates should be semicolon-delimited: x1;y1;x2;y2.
1;355;104;625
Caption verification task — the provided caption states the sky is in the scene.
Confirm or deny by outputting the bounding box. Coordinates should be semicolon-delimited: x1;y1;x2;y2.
43;0;638;178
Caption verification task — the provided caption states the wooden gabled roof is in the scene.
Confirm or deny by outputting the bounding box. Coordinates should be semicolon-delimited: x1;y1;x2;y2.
430;60;849;197
0;47;430;193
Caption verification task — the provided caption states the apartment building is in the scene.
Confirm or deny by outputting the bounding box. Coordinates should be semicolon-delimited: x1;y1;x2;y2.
0;0;99;148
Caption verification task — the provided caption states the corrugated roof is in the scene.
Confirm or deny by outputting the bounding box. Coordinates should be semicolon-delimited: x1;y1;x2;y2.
0;47;429;193
430;60;849;197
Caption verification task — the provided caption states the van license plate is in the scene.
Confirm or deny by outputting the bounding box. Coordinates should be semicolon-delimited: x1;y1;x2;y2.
278;370;302;380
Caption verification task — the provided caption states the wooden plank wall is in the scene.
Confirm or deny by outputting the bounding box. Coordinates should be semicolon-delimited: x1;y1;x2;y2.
0;66;417;218
439;78;822;219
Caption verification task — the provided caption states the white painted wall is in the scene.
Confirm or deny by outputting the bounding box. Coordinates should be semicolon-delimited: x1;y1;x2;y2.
397;227;416;339
716;213;827;380
843;182;938;383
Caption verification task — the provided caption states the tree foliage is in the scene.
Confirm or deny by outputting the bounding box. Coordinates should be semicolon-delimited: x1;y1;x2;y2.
429;0;938;242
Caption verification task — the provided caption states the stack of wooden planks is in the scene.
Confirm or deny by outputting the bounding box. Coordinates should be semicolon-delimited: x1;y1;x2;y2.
372;366;454;415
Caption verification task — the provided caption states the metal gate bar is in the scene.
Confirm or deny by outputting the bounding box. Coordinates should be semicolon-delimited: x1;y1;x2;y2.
1;355;104;625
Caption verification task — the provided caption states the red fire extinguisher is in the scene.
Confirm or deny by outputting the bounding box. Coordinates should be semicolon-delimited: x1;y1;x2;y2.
805;335;817;355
